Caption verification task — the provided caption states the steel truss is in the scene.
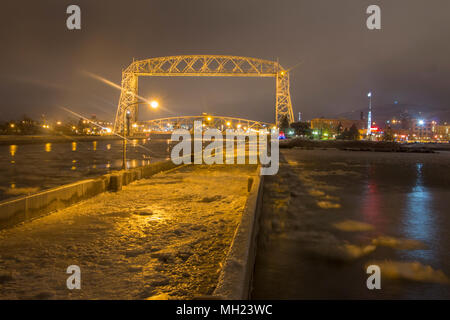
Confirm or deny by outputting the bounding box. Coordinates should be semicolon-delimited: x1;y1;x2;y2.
114;55;294;132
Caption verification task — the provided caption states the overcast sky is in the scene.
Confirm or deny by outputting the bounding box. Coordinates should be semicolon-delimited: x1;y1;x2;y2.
1;0;449;123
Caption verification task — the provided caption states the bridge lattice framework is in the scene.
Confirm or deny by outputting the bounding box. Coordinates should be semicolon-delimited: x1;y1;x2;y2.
114;55;294;133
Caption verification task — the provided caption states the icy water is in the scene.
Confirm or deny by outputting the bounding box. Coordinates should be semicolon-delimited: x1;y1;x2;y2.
0;137;171;201
252;149;450;299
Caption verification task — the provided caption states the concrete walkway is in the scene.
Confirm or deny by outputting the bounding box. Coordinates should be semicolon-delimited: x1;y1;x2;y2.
0;164;255;299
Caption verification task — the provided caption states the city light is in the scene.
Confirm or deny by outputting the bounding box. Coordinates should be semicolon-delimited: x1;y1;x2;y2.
367;92;372;97
418;119;425;126
150;100;159;109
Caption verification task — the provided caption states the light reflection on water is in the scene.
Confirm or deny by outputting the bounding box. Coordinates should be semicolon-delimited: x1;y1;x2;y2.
402;163;435;261
45;143;51;152
0;137;172;201
362;180;381;224
10;145;17;156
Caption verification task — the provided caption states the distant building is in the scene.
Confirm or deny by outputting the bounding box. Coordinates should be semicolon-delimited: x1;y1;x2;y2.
436;124;450;140
388;119;448;142
410;119;437;141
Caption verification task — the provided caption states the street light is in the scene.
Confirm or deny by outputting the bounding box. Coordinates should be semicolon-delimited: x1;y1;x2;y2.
150;100;159;109
122;99;159;170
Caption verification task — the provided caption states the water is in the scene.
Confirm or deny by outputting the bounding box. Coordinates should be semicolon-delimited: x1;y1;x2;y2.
252;149;450;299
0;137;172;201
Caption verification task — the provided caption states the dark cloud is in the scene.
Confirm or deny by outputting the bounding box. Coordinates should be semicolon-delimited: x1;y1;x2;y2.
0;0;449;122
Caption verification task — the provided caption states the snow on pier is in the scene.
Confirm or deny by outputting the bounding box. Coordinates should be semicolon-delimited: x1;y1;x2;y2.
0;164;256;299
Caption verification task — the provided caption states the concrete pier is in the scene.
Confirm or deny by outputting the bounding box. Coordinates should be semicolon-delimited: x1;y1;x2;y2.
0;164;259;299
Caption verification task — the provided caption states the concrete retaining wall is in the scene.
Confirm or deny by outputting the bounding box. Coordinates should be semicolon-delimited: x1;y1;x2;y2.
0;160;179;230
212;169;264;300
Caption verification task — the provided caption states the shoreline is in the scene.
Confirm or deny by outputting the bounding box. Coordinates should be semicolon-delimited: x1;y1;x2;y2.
280;138;450;152
0;134;173;146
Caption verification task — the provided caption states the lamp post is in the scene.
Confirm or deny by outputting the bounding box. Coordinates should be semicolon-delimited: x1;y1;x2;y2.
122;99;159;170
367;92;372;138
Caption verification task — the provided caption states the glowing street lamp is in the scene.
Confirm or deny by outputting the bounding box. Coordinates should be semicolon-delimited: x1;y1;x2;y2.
150;100;159;109
122;99;159;169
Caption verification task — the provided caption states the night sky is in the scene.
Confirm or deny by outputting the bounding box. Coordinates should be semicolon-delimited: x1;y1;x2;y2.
1;0;449;123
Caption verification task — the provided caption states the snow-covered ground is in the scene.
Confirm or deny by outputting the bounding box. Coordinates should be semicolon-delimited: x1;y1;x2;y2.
0;164;256;299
